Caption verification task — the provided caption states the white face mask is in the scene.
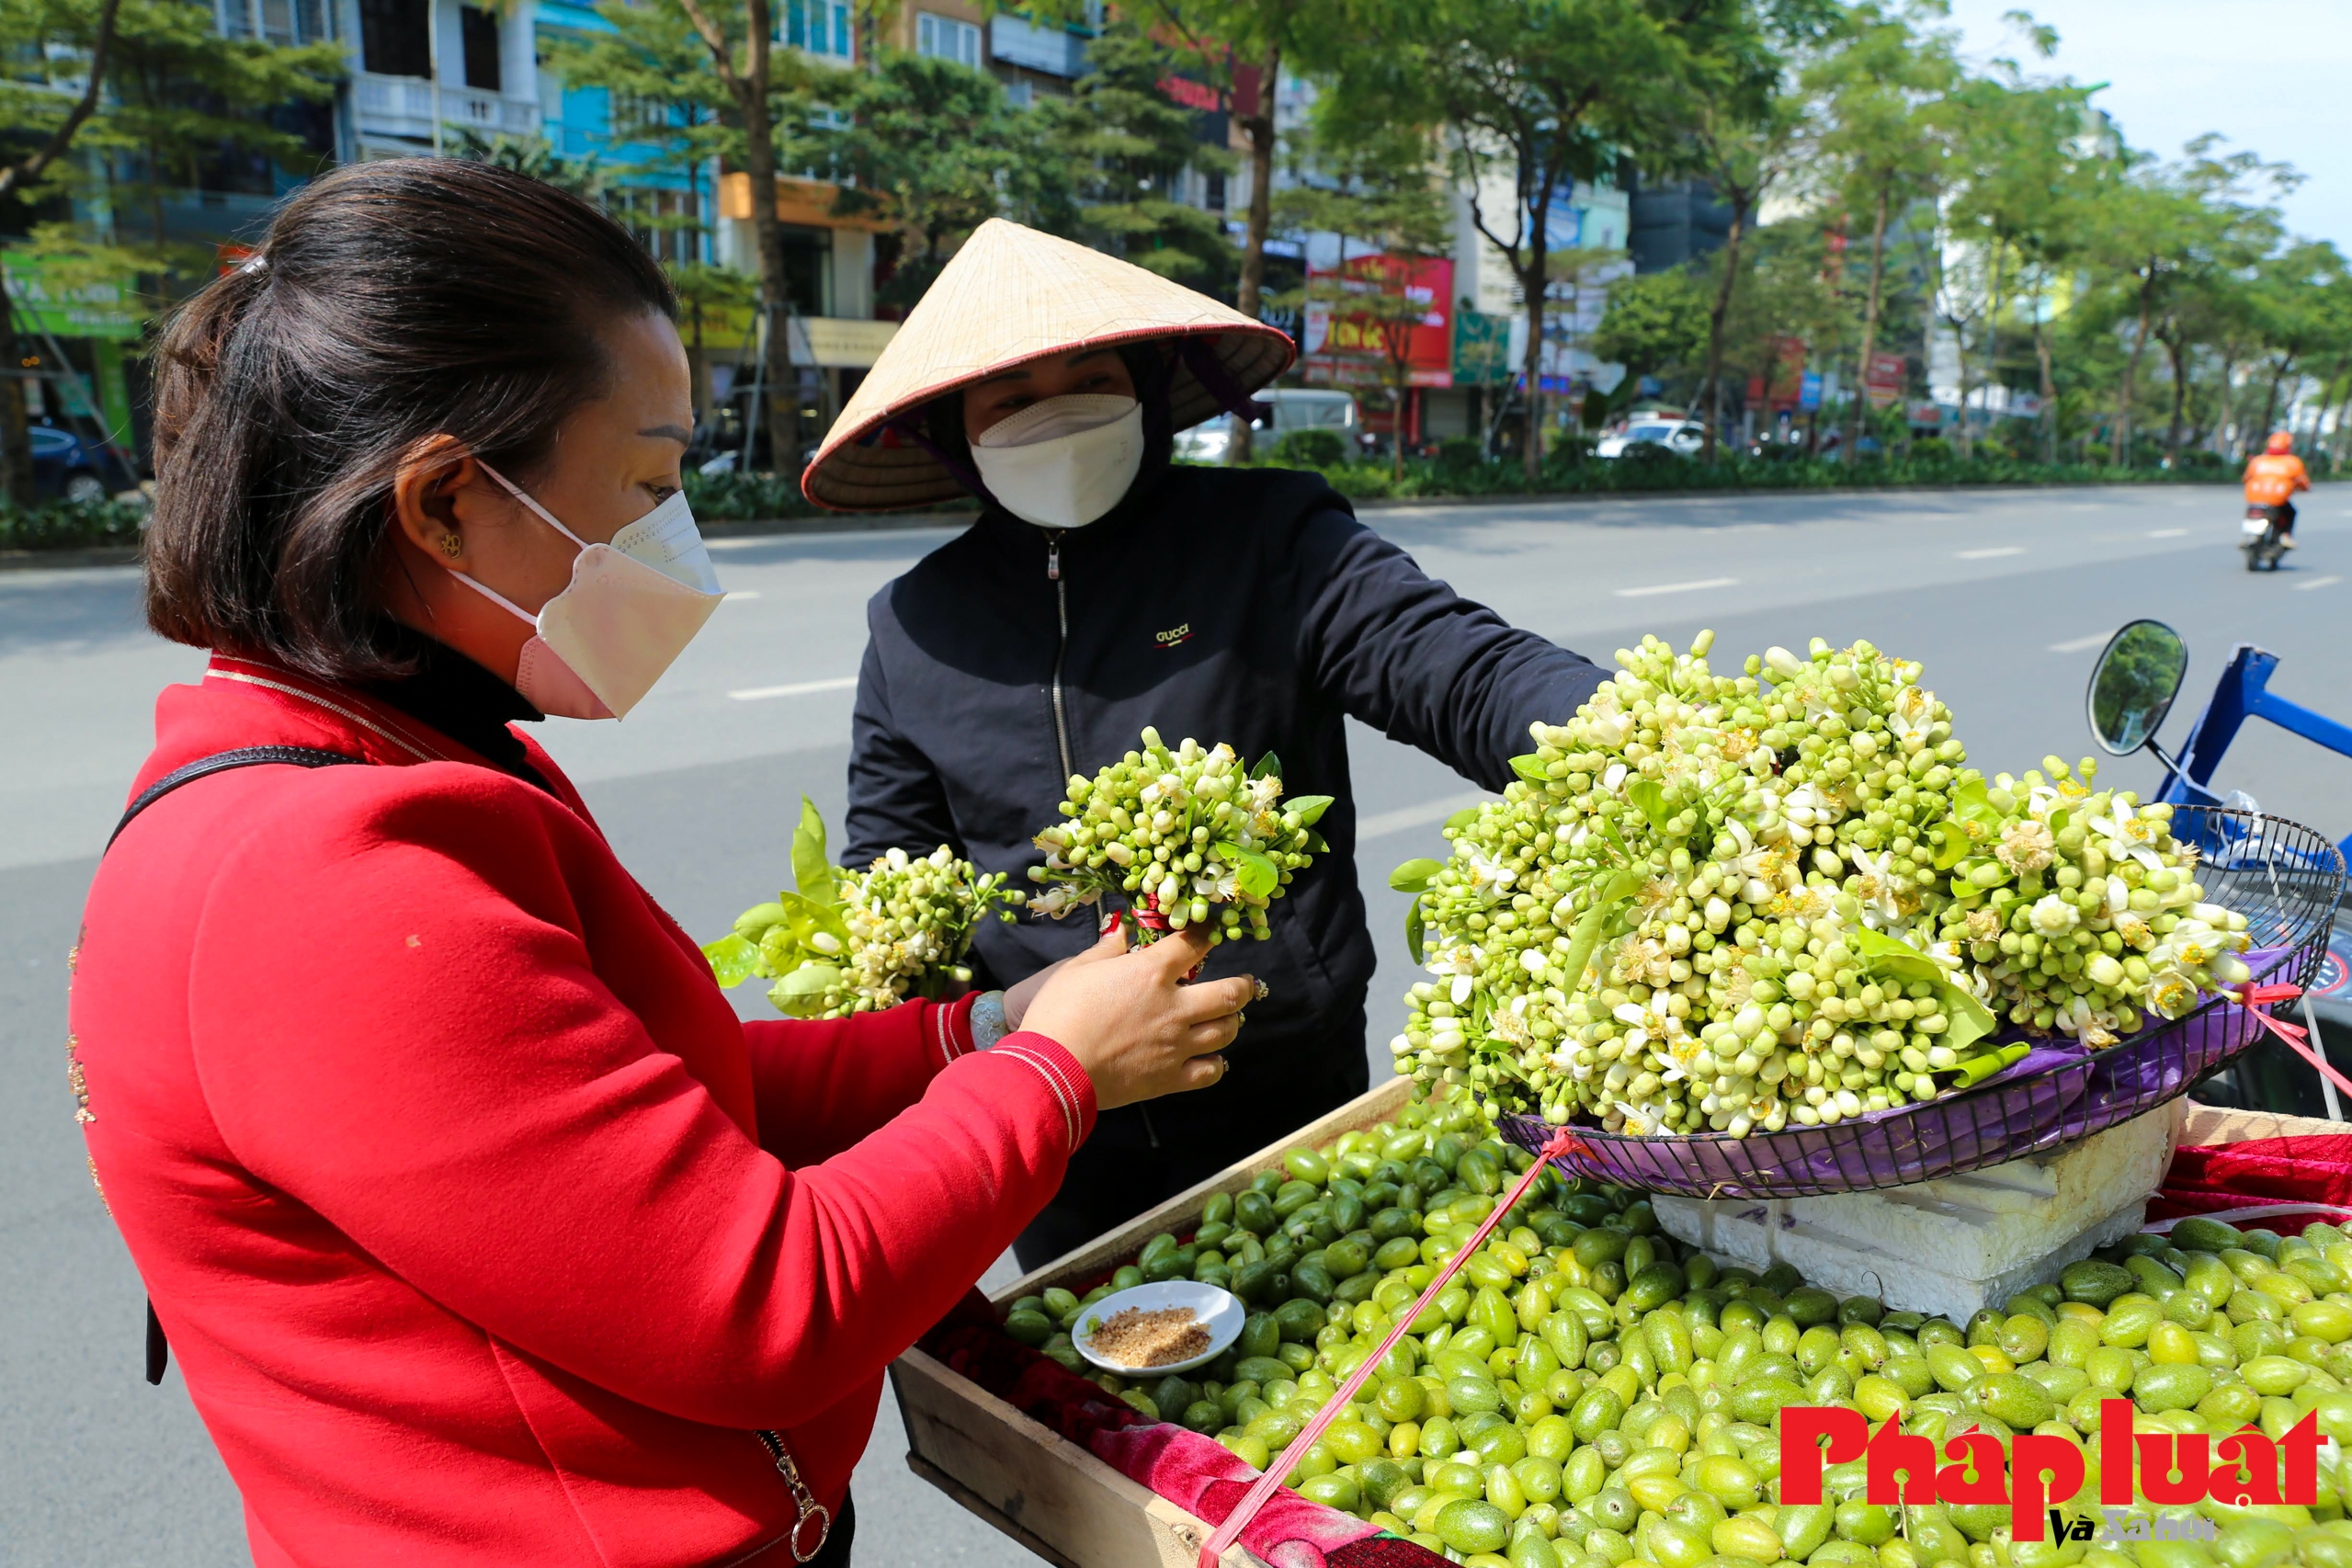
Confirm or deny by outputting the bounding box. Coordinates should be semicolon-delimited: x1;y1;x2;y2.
968;393;1144;529
444;461;724;720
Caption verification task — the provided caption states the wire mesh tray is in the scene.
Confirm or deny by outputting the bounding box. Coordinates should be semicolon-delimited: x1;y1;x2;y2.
1494;807;2345;1199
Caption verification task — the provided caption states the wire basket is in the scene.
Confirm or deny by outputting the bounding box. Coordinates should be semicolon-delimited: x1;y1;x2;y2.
1494;807;2345;1199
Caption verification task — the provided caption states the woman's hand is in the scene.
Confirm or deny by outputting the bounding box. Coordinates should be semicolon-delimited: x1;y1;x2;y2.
1017;926;1251;1111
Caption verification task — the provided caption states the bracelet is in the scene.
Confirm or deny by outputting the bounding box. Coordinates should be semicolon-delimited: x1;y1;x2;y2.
969;990;1010;1051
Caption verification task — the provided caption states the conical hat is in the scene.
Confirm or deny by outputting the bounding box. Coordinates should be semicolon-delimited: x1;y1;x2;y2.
801;219;1294;512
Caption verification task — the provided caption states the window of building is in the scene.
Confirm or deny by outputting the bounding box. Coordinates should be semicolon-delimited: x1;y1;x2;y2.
915;12;980;68
782;0;851;60
358;0;429;78
460;6;501;91
1204;170;1225;212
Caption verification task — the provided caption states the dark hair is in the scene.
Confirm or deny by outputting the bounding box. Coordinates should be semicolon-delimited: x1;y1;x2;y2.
144;158;676;679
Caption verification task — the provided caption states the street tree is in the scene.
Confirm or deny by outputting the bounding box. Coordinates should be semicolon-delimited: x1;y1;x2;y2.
1802;0;1958;462
1588;267;1710;399
1943;70;2096;461
1086;0;1358;461
1346;0;1791;483
1026;20;1234;287
573;0;837;472
1271;118;1451;479
1;0;121;501
825;51;1041;310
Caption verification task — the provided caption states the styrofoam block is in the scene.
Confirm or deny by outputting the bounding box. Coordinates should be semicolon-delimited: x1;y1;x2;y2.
1652;1109;2176;1323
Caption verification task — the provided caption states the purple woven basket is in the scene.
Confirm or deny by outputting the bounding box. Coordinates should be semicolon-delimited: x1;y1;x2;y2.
1494;807;2344;1199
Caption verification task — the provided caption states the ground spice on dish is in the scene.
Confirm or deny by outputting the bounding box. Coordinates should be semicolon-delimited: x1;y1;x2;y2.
1086;1306;1210;1368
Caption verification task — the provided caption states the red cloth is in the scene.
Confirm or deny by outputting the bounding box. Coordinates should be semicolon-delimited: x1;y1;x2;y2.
2153;1130;2352;1221
921;1301;1436;1567
71;653;1097;1568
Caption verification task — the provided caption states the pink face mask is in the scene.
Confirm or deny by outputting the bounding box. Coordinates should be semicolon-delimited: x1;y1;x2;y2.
445;462;725;720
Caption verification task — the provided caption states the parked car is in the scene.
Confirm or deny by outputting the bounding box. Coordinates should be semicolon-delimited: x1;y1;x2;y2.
1176;388;1359;463
1595;419;1706;459
30;424;110;503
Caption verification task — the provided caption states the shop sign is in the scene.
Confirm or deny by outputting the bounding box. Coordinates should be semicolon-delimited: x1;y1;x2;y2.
788;316;899;369
1301;253;1453;390
3;252;143;341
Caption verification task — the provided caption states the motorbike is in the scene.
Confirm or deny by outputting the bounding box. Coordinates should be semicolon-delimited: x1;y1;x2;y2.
2243;505;2290;571
2087;620;2352;1118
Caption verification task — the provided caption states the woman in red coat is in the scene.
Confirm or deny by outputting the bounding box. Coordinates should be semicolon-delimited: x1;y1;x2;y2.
68;160;1249;1568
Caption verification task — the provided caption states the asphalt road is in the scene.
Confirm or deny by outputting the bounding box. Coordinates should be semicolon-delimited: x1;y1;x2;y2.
7;482;2348;1565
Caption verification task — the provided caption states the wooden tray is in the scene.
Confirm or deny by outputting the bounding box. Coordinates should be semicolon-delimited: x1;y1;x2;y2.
887;1088;2311;1566
889;1075;1413;1568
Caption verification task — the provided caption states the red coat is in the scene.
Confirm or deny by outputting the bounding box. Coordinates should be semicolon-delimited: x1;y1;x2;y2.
70;653;1097;1567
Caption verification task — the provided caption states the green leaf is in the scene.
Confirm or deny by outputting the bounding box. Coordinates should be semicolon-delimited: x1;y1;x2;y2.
1308;831;1331;854
1405;897;1426;965
1390;858;1445;893
775;961;843;997
1849;926;1943;986
1510;753;1551;785
1941;989;1999;1058
1851;926;1997;1056
732;902;789;940
702;933;759;988
1445;804;1485;834
774;889;852;949
1229;846;1279;900
1625;778;1674;835
1286;794;1334;827
1251;751;1283;781
1560;867;1645;995
791;796;837;904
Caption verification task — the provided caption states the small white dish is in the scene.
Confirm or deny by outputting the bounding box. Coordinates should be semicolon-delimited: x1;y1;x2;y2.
1073;1281;1245;1377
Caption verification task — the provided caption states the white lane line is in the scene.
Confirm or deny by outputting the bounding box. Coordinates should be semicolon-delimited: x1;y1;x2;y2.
2293;575;2342;592
723;590;762;601
728;676;858;700
1358;791;1491;841
2050;631;2116;653
1615;576;1739;598
1956;546;2028;560
2147;528;2189;539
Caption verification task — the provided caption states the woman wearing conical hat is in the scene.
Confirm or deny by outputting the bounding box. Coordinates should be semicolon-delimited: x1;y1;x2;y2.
805;221;1608;1264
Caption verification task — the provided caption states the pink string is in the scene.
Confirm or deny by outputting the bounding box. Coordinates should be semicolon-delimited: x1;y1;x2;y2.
1196;1125;1583;1566
2235;983;2352;1102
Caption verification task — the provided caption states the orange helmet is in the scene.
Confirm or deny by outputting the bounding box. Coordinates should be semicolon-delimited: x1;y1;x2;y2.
2267;431;2295;454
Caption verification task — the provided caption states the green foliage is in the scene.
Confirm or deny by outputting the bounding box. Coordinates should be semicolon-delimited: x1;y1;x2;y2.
824;50;1049;310
1025;21;1234;287
1271;428;1349;468
74;0;343;253
1589;269;1710;388
0;496;147;551
447;129;608;202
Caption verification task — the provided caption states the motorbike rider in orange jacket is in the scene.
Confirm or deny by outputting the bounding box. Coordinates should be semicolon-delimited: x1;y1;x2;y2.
2244;430;2312;548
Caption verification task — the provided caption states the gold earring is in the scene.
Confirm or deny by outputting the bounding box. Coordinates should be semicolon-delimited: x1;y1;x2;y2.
438;532;462;559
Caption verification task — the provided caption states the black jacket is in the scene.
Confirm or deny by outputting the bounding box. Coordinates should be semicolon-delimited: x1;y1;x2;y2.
846;466;1608;1141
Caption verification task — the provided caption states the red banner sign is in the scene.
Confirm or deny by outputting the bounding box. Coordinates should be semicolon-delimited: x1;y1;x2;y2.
1301;253;1455;390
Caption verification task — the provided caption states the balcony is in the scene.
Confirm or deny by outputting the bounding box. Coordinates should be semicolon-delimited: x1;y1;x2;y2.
354;71;539;147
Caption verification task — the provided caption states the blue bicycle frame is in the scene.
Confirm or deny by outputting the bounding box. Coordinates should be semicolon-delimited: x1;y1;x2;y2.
2150;642;2352;869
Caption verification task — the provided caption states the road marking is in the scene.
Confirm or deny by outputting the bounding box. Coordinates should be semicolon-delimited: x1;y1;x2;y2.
728;676;858;700
2293;575;2342;592
2147;528;2188;539
1956;546;2028;559
1614;576;1738;598
1358;791;1491;841
2049;631;2115;653
723;590;762;601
